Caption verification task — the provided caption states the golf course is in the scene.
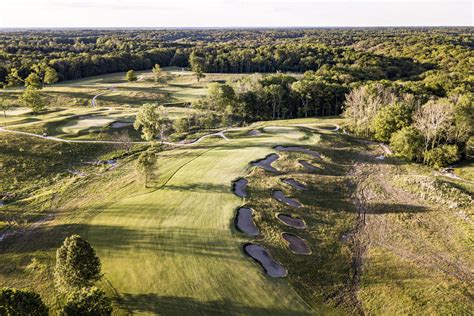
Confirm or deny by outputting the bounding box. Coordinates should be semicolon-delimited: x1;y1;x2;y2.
1;62;473;314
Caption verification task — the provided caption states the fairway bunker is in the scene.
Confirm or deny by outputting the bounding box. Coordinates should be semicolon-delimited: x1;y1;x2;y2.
282;233;311;255
236;208;259;236
299;160;318;171
277;214;306;229
233;178;248;198
244;244;287;277
252;154;279;173
249;130;262;136
282;178;308;191
275;145;321;158
273;190;303;208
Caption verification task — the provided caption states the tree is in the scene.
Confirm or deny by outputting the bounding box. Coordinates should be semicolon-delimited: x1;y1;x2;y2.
61;287;112;316
19;87;46;113
189;52;205;82
114;130;133;152
125;70;138;82
173;117;190;134
371;102;413;142
24;73;42;89
0;94;10;118
54;235;102;293
413;99;455;152
44;67;59;85
6;68;23;87
343;84;395;137
207;83;236;112
423;144;459;169
155;106;173;144
134;104;172;143
0;287;48;316
134;104;161;141
390;126;424;162
263;84;284;119
152;64;162;83
136;149;158;188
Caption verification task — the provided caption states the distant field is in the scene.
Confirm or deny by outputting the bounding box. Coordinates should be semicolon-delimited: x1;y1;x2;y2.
0;68;249;140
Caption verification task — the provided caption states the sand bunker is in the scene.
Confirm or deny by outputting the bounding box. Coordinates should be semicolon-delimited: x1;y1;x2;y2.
249;130;262;136
236;208;259;236
277;214;306;229
111;122;133;128
233;178;248;198
273;190;303;208
275;145;321;158
299;160;318;171
282;233;311;255
244;244;288;277
252;154;279;173
282;178;307;191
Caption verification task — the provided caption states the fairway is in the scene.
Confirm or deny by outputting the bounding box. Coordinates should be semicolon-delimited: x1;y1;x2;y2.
86;125;323;315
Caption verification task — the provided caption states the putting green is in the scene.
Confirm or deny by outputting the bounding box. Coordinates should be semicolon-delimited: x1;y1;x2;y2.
87;125;318;315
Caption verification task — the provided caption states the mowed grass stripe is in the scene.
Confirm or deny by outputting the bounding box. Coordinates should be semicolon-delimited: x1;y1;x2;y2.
87;128;315;315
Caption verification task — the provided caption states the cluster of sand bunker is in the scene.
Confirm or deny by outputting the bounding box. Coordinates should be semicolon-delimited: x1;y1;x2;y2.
244;244;288;277
233;178;248;198
275;145;321;158
282;233;312;255
236;207;259;236
277;214;306;229
273;190;303;208
252;154;280;173
282;178;307;191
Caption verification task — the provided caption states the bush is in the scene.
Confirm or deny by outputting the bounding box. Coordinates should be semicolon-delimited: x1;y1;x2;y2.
0;287;48;315
371;102;412;142
61;287;112;316
423;144;459;169
390;126;424;161
54;235;102;293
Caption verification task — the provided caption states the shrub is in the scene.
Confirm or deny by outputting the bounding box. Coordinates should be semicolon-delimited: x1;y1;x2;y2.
390;126;424;161
54;235;102;293
125;70;137;82
371;102;413;142
61;287;112;316
0;287;48;315
423;144;459;169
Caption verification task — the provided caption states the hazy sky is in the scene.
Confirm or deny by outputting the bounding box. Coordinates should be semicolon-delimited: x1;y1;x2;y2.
0;0;472;28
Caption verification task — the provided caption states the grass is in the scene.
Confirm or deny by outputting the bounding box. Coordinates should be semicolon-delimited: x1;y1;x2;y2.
0;87;472;315
0;68;245;141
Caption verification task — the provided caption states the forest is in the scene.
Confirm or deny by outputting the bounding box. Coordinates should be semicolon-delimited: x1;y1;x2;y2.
0;27;473;168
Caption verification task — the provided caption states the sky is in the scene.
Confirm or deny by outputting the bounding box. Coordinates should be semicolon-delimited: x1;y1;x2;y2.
0;0;472;28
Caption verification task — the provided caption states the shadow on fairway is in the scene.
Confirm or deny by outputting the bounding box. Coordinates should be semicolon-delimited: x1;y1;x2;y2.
120;293;313;316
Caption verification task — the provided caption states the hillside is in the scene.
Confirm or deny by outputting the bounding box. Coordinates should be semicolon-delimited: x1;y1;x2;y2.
1;113;472;314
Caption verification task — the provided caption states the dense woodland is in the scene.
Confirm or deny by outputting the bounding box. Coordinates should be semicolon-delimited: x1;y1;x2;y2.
0;28;473;167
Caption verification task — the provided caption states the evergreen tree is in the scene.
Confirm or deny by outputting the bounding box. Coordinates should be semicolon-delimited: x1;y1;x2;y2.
0;287;48;316
54;235;102;293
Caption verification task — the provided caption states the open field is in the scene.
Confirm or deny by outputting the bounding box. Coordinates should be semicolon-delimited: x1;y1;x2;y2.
1;113;472;314
0;68;248;140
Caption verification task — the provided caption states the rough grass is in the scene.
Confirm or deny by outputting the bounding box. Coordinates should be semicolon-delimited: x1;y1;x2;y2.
0;116;472;315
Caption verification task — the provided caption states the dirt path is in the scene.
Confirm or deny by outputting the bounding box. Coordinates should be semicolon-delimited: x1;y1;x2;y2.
91;91;108;107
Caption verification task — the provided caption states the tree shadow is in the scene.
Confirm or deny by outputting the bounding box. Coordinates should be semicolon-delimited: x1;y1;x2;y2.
119;293;313;316
367;202;430;214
